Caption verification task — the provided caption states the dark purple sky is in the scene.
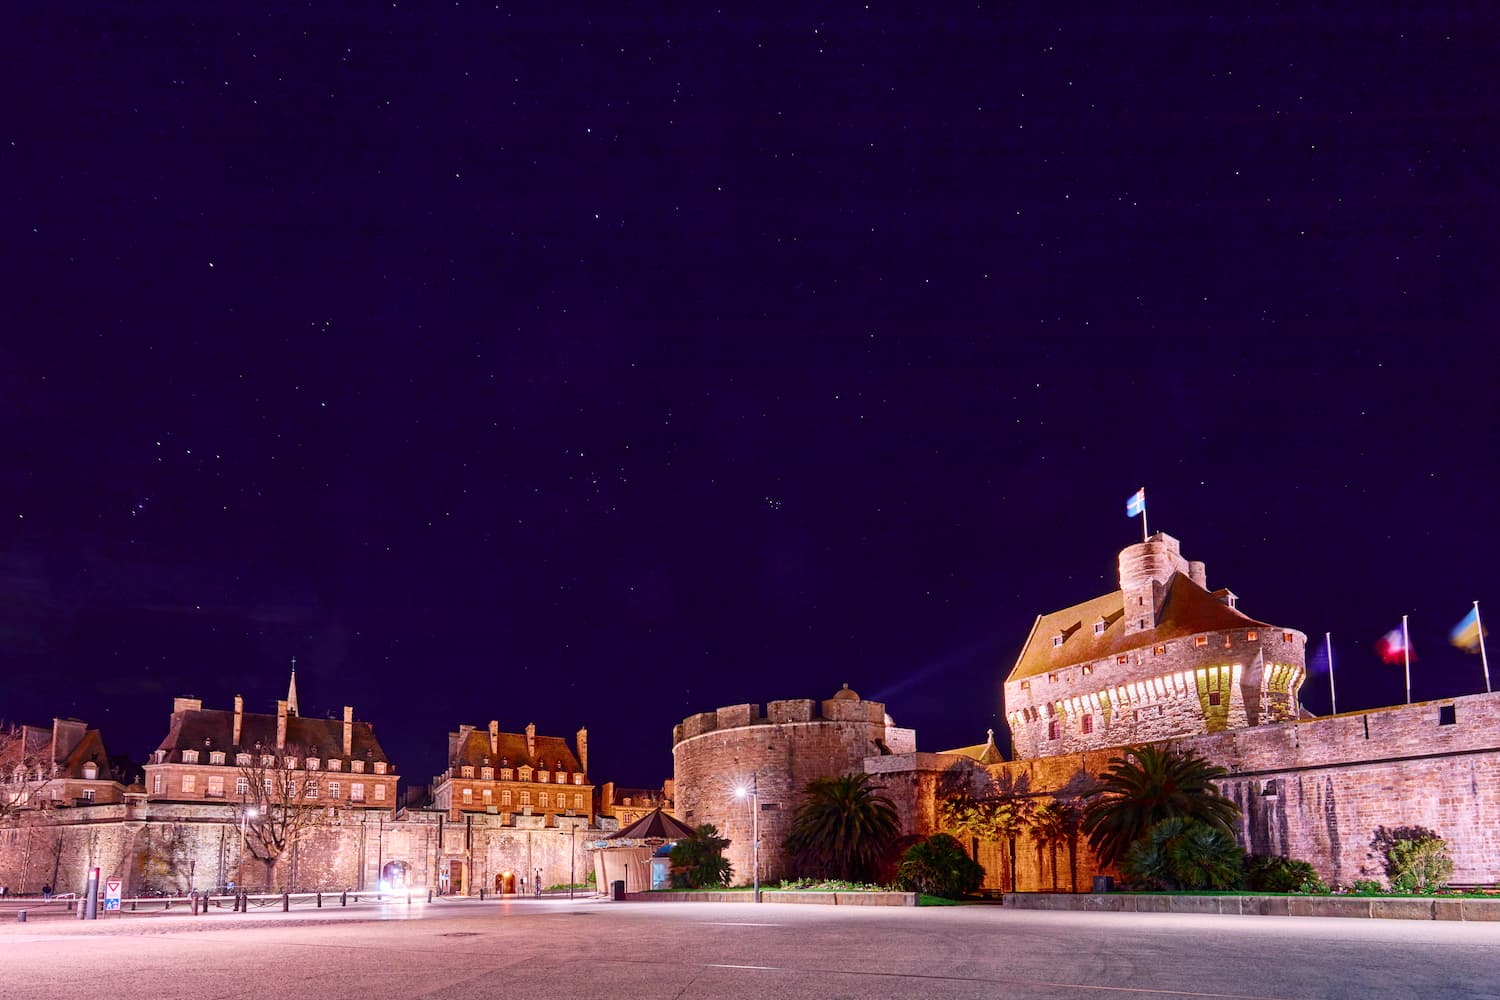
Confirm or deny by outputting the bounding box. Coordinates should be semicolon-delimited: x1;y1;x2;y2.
3;6;1496;790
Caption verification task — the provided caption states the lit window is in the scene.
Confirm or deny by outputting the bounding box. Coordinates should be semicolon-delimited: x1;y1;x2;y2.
153;773;163;795
236;753;251;766
329;759;342;772
1283;632;1293;643
263;777;274;795
261;754;275;767
1116;655;1128;664
1153;645;1166;656
209;752;225;766
1208;691;1222;707
573;793;583;809
1194;636;1209;648
483;788;493;804
461;765;475;778
183;750;200;764
538;771;549;783
236;777;248;795
1081;714;1093;734
82;762;98;780
1047;720;1060;740
462;788;473;804
350;783;365;802
306;781;318;798
501;789;512;806
501;768;513;781
307;758;320;771
352;760;365;774
374;784;386;801
1093;621;1106;636
539;792;549;809
520;790;532;807
374;762;387;775
207;776;224;797
1048;673;1058;683
1247;630;1258;641
1082;665;1093;676
82;788;95;802
481;767;494;780
1020;680;1030;691
182;775;196;793
574;773;584;785
328;781;340;800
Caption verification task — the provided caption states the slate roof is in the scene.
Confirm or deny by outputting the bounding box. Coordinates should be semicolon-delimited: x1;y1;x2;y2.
57;728;117;781
607;807;697;841
153;708;391;766
450;728;582;774
1008;572;1273;683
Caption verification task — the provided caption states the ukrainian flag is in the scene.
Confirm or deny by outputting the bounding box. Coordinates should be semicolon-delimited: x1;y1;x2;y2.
1450;607;1487;653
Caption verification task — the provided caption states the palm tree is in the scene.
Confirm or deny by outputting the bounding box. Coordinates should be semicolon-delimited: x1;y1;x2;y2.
1121;817;1244;890
977;797;1033;892
784;773;900;881
1031;800;1082;893
1081;745;1240;870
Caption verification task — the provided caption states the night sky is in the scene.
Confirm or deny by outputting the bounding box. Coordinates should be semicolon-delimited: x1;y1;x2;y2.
4;6;1496;792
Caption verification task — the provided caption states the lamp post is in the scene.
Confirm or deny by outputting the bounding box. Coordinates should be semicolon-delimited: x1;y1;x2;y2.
569;821;577;901
734;775;760;903
238;805;258;893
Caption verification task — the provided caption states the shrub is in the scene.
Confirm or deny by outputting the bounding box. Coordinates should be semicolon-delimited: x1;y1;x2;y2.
1296;877;1330;894
1243;855;1320;893
1349;879;1384;896
1388;837;1454;894
1121;817;1245;891
894;834;985;899
669;824;733;889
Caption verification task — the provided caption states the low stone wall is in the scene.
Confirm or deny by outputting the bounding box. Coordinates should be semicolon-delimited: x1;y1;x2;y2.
1003;893;1500;921
637;890;916;906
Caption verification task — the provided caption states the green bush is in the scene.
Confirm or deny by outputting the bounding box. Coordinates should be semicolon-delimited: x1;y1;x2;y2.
1243;855;1320;893
1296;877;1330;894
1349;879;1384;896
669;824;733;889
894;834;985;899
1388;837;1453;894
1121;817;1245;891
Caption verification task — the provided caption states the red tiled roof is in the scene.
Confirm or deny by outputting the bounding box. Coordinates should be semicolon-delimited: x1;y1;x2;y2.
1007;572;1272;682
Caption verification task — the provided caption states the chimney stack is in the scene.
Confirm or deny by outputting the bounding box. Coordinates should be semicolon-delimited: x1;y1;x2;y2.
576;727;588;775
233;695;244;747
343;706;354;756
488;720;499;758
525;722;536;762
276;700;288;750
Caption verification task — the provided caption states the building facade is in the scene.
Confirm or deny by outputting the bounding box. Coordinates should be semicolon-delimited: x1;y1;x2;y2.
429;721;593;827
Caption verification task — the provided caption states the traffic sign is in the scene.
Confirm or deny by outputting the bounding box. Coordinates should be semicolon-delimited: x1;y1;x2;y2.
104;878;122;912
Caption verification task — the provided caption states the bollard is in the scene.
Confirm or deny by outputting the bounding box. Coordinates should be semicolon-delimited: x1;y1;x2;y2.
479;888;485;901
341;890;347;907
131;900;137;912
407;892;412;908
428;889;433;903
17;910;26;923
317;891;322;908
191;895;199;916
282;892;289;912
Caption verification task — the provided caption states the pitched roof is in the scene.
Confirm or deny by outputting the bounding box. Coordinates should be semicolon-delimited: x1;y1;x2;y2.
607;807;697;841
942;730;1005;765
451;728;582;774
57;729;117;781
1008;572;1272;682
154;708;392;766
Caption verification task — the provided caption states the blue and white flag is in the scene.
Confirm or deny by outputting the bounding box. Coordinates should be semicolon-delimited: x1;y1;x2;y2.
1125;488;1146;519
1451;607;1487;653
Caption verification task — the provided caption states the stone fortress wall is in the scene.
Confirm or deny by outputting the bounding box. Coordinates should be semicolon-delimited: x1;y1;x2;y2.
672;686;915;884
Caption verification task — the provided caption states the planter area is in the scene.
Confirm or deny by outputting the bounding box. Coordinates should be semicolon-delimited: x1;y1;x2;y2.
637;890;917;906
1002;892;1500;921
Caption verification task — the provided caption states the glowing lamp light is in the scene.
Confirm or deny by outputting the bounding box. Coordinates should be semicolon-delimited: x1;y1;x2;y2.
733;785;749;799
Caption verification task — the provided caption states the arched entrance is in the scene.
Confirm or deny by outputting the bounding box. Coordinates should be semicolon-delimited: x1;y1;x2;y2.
496;871;516;894
382;861;411;890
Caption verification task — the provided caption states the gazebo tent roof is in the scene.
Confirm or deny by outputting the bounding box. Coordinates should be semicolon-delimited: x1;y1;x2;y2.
606;807;697;841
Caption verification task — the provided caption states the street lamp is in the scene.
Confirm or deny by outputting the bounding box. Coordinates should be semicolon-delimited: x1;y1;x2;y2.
238;805;259;893
734;776;760;903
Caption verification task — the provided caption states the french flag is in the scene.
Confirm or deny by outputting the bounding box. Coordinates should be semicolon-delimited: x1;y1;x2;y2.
1375;627;1413;665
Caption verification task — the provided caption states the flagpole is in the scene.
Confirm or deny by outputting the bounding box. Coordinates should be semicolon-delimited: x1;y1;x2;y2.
1325;631;1337;715
1401;614;1411;705
1476;601;1491;694
1140;489;1148;542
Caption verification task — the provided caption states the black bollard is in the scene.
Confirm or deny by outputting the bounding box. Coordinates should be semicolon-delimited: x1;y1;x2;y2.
428;889;433;903
16;911;25;923
479;888;485;901
341;890;347;907
317;891;322;908
282;892;289;912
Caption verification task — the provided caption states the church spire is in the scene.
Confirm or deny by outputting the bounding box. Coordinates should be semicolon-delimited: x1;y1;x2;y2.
287;656;299;717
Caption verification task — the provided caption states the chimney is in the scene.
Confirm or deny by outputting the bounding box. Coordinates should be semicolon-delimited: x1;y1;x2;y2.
488;720;499;758
525;722;536;762
276;700;288;750
51;718;87;764
172;697;202;715
343;706;354;756
233;695;244;747
576;727;588;775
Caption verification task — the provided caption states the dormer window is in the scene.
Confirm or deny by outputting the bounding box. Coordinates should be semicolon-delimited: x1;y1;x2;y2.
182;750;200;764
210;751;225;766
328;759;342;772
236;753;251;766
374;761;387;775
500;768;513;781
306;758;320;771
573;773;584;785
261;754;275;767
351;760;365;774
1052;634;1064;648
1093;620;1106;636
481;767;494;780
82;762;98;780
461;765;475;778
538;771;549;783
1247;630;1259;641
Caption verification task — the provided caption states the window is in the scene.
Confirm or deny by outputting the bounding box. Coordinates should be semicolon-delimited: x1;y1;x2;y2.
1081;714;1094;734
374;762;387;775
1052;635;1064;648
81;788;95;802
1093;621;1106;636
261;754;275;767
1439;705;1457;726
1153;645;1166;656
153;773;163;795
501;789;511;806
1047;720;1060;740
328;781;340;800
573;794;583;810
1048;673;1058;683
350;783;365;802
461;765;475;778
520;790;532;807
462;788;473;804
82;762;98;780
1082;665;1093;676
482;789;493;804
329;759;342;772
1282;632;1293;643
263;778;274;796
538;771;549;783
183;750;200;764
210;752;225;766
481;767;494;780
1020;680;1030;691
286;780;297;797
207;776;225;798
374;784;386;801
1116;655;1128;664
1208;691;1222;707
306;780;318;798
307;758;320;771
539;792;549;809
574;773;584;785
1247;630;1258;641
352;760;365;774
236;753;251;766
500;768;513;781
236;777;249;796
182;775;196;793
1194;636;1209;648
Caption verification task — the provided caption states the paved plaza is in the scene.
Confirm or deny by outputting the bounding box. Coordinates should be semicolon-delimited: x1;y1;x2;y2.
2;896;1497;999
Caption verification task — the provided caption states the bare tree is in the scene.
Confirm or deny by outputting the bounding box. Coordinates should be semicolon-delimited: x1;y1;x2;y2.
0;724;53;821
234;743;332;891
